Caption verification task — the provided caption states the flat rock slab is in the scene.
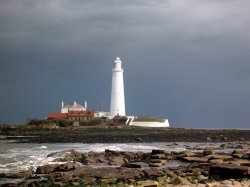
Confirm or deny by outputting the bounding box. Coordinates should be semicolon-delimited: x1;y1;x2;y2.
209;159;224;164
123;162;148;168
151;154;166;159
226;159;250;166
71;166;143;181
210;164;250;179
208;154;233;161
149;163;162;167
183;157;208;162
143;168;165;177
150;159;166;164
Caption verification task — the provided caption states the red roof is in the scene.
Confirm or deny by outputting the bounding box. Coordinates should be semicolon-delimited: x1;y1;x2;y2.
48;113;67;119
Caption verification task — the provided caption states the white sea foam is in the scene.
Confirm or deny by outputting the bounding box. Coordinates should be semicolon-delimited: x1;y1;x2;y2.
35;146;47;149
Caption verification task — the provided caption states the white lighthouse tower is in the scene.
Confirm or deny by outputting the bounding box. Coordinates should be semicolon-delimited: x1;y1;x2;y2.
110;57;125;116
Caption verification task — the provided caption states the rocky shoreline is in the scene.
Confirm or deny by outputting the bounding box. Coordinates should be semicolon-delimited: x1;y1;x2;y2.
1;126;250;143
1;143;250;187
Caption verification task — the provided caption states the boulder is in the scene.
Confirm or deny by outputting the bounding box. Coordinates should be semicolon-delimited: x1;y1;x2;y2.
203;149;215;156
81;152;107;165
210;164;250;179
183;157;208;162
115;167;144;181
63;149;81;161
57;162;80;171
143;168;165;177
48;149;81;162
48;172;73;182
110;156;125;165
36;164;59;174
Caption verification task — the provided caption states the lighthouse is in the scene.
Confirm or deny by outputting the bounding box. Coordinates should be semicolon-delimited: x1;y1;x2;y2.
110;57;126;116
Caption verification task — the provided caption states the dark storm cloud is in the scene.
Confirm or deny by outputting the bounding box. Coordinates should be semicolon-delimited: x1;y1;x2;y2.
0;0;250;128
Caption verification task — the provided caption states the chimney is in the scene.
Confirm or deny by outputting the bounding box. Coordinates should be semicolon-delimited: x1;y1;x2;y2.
62;101;64;107
85;101;87;108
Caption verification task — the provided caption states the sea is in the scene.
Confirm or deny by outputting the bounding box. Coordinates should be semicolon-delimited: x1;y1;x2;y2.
0;136;246;174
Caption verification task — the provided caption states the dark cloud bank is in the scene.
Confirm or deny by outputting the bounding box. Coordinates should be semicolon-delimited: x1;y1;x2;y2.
0;0;250;128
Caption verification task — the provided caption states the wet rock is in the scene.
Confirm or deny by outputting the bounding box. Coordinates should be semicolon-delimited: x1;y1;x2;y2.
203;149;215;156
80;150;148;166
63;149;81;161
209;159;224;164
228;159;250;166
48;172;74;182
150;159;166;164
123;162;148;168
232;154;244;159
148;163;163;167
220;143;230;148
183;157;208;162
232;149;247;154
143;168;165;177
0;169;34;179
36;164;59;174
165;170;177;179
81;152;106;165
151;154;166;159
48;149;81;162
182;151;195;157
152;150;165;154
115;167;144;181
237;144;250;149
110;156;125;165
208;154;233;161
241;163;250;167
210;164;250;179
57;162;80;171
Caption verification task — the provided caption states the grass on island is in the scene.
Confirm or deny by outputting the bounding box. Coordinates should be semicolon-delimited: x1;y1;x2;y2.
133;117;164;122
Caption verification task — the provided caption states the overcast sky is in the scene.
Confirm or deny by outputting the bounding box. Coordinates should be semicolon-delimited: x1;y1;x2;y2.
1;0;250;128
